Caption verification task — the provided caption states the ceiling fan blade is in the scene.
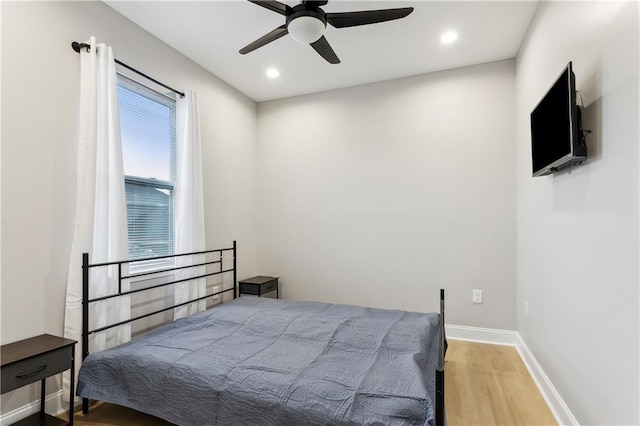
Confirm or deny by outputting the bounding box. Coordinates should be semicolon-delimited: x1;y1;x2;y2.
239;25;289;54
302;0;329;6
248;0;291;16
310;36;340;64
326;7;414;28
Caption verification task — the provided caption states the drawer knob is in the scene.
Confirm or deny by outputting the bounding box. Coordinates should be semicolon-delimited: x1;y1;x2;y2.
15;365;47;378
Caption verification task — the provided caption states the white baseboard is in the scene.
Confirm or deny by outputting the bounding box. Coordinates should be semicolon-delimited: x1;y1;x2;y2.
445;324;518;346
445;323;578;426
0;389;67;426
1;327;579;426
515;334;579;426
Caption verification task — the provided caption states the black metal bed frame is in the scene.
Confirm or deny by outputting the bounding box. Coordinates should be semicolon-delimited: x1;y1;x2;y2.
437;289;446;426
79;240;446;425
81;241;237;413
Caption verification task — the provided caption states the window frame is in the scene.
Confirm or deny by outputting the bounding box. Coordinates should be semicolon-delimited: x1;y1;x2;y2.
116;73;178;275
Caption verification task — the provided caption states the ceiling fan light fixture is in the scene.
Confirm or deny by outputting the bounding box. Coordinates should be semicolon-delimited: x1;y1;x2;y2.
288;15;326;44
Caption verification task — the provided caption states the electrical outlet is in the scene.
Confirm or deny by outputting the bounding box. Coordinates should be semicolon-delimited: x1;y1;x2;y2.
472;289;483;304
525;300;529;318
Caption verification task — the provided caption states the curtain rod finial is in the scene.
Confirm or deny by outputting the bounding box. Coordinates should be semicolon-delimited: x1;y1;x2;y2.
72;41;90;53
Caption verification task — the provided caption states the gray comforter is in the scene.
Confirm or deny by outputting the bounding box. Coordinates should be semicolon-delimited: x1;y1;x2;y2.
77;297;441;425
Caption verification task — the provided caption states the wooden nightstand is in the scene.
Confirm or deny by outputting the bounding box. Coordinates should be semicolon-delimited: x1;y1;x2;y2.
1;334;77;425
239;276;279;299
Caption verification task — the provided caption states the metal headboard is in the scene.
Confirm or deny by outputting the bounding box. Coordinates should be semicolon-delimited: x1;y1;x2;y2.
81;241;237;413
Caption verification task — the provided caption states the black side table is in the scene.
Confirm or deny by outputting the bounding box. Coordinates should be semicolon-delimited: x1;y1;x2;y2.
239;276;279;299
1;334;77;425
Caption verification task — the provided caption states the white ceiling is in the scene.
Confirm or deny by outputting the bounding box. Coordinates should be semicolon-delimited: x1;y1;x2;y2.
106;1;539;102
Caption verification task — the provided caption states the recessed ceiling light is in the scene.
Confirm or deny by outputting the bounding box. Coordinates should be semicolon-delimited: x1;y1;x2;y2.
266;68;280;78
440;31;458;44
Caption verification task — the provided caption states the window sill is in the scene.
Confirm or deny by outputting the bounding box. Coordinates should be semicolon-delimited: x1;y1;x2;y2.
128;258;177;283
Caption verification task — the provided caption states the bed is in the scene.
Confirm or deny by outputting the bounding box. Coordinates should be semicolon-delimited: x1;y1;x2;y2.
76;242;446;425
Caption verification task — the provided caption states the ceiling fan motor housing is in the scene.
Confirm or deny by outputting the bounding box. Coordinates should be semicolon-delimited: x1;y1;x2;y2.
286;4;327;44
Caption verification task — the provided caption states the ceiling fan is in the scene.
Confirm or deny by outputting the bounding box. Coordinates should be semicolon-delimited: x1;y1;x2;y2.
239;0;414;64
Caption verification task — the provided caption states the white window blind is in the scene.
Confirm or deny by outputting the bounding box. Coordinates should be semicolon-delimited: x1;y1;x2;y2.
118;77;176;261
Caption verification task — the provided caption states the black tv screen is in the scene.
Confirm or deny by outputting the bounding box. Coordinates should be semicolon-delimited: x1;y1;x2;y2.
530;62;586;176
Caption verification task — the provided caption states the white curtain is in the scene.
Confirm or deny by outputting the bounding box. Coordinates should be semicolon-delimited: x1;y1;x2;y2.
173;90;206;319
63;37;131;399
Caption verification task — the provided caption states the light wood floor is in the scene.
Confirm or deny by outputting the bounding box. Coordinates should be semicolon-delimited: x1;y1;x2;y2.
445;340;556;426
63;340;556;425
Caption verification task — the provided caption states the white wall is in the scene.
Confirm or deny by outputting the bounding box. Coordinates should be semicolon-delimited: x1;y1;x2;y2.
257;60;516;329
515;2;639;424
1;0;258;414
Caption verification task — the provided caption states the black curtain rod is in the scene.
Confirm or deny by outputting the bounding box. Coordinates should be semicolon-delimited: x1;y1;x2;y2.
71;41;185;98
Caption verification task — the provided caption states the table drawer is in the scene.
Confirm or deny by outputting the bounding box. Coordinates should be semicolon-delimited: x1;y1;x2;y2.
239;278;278;296
1;346;72;393
261;280;278;295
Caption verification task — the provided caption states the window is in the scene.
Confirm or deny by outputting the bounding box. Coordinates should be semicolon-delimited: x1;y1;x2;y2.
118;77;176;263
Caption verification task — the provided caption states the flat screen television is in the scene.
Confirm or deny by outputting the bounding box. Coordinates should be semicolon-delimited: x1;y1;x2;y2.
530;62;586;177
